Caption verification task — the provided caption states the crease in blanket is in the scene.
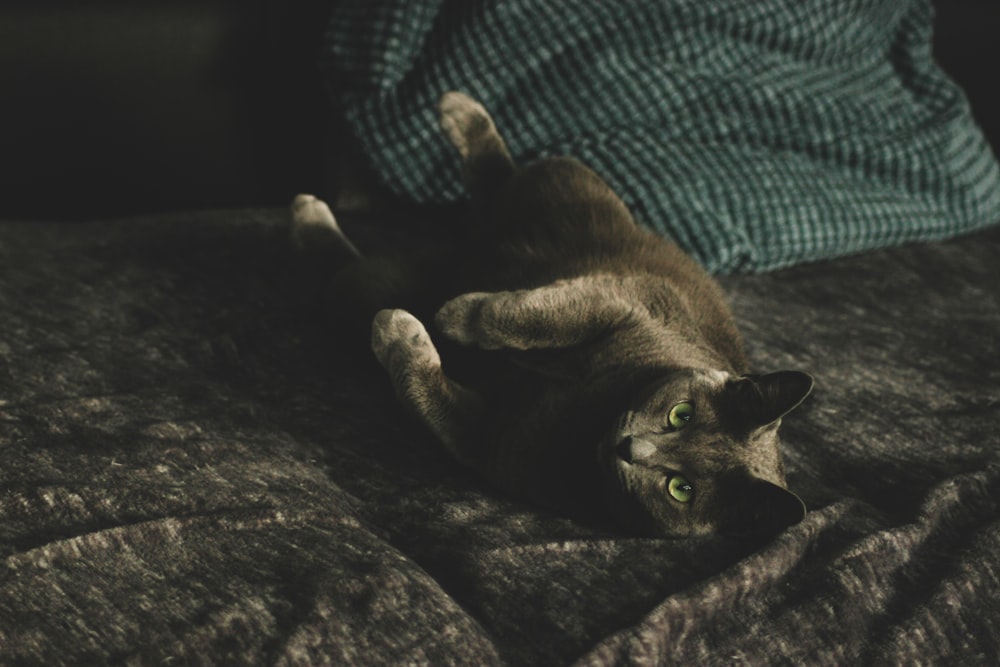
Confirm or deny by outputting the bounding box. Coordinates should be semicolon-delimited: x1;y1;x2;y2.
577;466;1000;664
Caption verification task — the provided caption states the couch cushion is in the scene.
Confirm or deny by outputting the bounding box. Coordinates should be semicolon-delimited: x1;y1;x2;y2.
321;0;1000;272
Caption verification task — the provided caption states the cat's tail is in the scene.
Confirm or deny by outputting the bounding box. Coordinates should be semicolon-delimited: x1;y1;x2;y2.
439;92;516;207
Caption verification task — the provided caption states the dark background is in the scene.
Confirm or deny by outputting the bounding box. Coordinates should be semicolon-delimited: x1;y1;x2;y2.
0;0;996;220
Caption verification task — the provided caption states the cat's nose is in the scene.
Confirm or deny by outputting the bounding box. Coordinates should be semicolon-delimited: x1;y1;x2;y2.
615;436;636;463
615;436;655;463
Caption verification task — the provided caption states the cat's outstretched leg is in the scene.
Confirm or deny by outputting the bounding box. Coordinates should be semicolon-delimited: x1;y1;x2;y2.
372;309;485;465
439;91;515;205
290;193;361;263
435;276;651;351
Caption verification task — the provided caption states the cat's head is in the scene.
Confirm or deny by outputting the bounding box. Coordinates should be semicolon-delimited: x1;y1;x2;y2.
601;368;812;537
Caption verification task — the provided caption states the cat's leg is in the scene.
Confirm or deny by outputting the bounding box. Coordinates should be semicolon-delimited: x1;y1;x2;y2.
290;193;361;263
435;275;648;350
292;193;414;347
372;309;485;465
439;91;515;205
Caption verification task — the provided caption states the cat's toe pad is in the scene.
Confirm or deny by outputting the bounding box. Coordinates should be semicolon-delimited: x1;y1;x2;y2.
439;92;494;158
372;309;441;369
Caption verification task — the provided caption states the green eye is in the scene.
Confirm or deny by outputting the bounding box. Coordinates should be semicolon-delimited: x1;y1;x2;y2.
668;475;694;503
668;401;694;430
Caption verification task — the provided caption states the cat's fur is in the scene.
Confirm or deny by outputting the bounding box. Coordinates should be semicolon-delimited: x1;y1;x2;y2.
293;92;813;537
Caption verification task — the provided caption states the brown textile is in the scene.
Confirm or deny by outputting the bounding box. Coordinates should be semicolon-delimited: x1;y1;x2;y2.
1;209;998;665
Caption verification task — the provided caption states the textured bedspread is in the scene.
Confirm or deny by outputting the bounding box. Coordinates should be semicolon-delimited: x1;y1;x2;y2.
1;209;999;665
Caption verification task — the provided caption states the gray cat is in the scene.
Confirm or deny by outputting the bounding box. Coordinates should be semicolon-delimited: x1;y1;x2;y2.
292;92;812;537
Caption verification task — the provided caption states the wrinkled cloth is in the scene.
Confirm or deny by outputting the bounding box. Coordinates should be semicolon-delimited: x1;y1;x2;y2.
1;209;998;664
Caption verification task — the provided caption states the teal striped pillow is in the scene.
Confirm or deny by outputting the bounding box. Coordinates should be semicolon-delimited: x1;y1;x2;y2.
321;0;1000;273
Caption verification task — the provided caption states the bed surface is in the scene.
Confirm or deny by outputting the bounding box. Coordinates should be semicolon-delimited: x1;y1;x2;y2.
1;209;998;664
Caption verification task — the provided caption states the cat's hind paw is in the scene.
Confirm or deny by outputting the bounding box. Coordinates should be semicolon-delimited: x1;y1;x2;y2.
291;193;336;228
439;92;496;159
291;193;337;251
290;193;360;258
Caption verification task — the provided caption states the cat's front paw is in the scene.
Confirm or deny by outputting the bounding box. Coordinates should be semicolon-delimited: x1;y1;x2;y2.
371;309;441;370
435;292;506;350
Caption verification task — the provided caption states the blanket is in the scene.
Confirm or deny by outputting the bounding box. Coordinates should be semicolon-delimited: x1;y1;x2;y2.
321;0;1000;272
1;209;998;664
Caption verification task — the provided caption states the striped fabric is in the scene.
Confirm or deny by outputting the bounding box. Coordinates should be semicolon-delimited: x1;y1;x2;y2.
320;0;1000;273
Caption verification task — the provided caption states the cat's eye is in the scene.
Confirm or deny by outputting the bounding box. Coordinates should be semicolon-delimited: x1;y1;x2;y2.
668;402;694;430
668;475;694;503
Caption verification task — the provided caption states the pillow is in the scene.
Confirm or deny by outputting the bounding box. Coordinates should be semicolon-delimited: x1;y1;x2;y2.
320;0;1000;272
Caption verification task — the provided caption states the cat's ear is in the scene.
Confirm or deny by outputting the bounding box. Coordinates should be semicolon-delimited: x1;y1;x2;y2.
729;371;813;429
727;479;807;535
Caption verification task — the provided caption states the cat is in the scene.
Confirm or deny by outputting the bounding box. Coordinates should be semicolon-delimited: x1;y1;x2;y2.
291;91;813;537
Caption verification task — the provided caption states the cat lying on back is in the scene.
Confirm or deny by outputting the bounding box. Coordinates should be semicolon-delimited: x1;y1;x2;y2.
292;92;813;537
